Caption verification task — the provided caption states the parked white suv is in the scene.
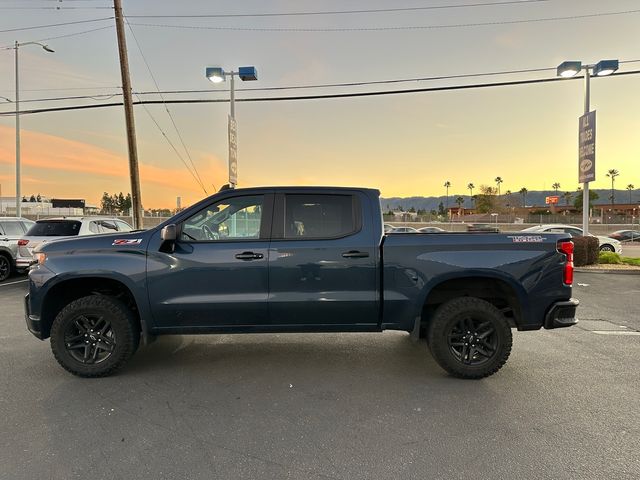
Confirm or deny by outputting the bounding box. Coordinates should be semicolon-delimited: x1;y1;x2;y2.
0;217;36;281
16;217;133;269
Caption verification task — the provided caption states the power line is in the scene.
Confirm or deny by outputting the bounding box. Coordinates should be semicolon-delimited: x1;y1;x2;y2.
0;25;113;49
3;70;638;116
125;1;551;19
7;60;640;104
127;8;640;32
125;18;207;194
0;16;113;34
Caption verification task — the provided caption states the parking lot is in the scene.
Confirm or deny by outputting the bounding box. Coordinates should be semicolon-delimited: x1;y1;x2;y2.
1;272;639;480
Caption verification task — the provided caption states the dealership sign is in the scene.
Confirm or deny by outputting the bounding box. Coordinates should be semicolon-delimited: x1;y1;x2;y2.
545;196;559;205
578;111;596;183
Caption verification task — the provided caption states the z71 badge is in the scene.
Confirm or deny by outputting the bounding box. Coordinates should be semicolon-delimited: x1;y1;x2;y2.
112;238;142;246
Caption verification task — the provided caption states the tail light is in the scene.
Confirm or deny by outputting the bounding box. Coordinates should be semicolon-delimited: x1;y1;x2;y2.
17;239;28;246
557;240;574;286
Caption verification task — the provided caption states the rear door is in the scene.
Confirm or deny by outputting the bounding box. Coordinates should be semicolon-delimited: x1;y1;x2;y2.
147;193;273;329
267;192;378;328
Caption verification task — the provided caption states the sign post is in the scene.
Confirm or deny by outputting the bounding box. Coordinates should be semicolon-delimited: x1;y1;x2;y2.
228;115;238;187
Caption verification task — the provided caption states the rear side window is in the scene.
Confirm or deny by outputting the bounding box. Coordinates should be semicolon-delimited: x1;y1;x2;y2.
115;220;133;232
27;221;81;236
283;194;357;239
0;221;25;236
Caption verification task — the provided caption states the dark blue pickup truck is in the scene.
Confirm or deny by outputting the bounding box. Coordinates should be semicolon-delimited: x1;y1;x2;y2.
25;186;578;379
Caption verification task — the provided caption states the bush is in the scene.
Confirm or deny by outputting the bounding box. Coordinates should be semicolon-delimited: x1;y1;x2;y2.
572;236;599;266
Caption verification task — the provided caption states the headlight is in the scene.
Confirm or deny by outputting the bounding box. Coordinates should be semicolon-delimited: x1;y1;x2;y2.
33;253;47;266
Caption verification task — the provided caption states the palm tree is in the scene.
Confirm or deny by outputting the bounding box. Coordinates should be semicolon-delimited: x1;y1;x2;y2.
627;184;635;204
606;169;619;205
519;187;528;207
563;191;572;206
467;182;474;197
455;196;464;216
552;182;561;193
495;177;503;196
444;181;451;209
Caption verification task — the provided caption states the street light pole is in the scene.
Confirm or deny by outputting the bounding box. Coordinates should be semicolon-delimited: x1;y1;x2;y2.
557;59;618;237
14;41;54;218
205;66;257;189
582;68;590;235
15;41;20;218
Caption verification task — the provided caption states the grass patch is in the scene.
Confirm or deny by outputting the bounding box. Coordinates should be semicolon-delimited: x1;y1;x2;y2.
598;252;640;266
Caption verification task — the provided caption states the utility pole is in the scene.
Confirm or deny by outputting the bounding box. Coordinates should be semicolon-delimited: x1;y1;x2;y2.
113;0;143;229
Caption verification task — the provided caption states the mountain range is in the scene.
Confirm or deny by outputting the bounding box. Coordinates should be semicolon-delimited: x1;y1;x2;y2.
381;189;640;212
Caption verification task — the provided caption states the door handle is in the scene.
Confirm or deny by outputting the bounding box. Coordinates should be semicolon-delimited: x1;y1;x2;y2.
235;251;264;261
342;250;369;259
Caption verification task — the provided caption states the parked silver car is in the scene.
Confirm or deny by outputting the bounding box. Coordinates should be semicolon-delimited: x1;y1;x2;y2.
16;217;133;269
0;217;36;281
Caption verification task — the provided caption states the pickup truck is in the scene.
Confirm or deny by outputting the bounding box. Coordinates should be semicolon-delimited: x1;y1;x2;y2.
25;186;578;379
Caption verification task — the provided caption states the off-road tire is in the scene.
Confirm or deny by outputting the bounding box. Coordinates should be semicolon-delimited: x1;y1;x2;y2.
0;254;12;282
428;297;512;379
50;295;139;377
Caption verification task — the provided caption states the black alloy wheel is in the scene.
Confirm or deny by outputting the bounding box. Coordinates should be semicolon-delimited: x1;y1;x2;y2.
50;295;139;377
446;317;498;367
428;297;512;379
63;314;116;365
0;255;11;282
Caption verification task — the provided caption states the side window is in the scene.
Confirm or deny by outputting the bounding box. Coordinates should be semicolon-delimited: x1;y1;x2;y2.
283;194;356;239
1;221;24;236
89;221;101;234
181;195;263;242
115;220;132;232
0;222;5;236
566;228;583;237
99;221;118;233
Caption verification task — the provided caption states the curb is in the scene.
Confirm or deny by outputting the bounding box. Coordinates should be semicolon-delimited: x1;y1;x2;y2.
575;268;640;275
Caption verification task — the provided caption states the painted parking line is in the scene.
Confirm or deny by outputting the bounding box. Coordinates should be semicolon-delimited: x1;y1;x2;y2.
0;279;28;287
592;331;640;336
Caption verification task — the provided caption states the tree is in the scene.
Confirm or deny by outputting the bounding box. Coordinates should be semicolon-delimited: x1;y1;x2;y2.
627;184;635;204
29;194;36;202
36;193;42;202
495;177;503;196
574;189;599;211
562;191;572;206
552;182;561;193
443;181;451;209
437;202;446;217
475;185;498;213
519;187;528;207
606;169;619;205
467;182;475;198
455;196;465;209
100;192;114;214
408;206;416;213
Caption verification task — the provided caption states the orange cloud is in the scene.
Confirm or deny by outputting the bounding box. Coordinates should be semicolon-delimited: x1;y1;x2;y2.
0;125;226;207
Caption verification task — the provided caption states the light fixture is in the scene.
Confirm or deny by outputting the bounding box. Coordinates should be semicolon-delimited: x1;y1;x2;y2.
556;61;582;78
205;67;225;83
594;59;619;76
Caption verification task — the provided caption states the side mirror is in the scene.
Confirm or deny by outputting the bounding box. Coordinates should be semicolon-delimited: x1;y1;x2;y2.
161;224;177;241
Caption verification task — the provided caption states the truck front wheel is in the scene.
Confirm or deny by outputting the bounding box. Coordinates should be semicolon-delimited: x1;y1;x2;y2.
427;297;512;379
50;295;140;377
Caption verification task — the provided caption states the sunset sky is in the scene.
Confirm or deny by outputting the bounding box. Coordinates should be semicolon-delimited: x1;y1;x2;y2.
1;0;639;208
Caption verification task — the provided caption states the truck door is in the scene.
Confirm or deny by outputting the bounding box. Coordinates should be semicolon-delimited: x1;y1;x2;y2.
268;192;378;328
147;193;273;329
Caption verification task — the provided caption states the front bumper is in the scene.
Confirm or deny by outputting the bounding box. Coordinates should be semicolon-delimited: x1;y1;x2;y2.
544;298;579;329
24;293;43;340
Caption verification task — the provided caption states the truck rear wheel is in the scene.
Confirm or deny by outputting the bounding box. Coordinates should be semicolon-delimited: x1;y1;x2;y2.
50;295;139;377
427;297;512;379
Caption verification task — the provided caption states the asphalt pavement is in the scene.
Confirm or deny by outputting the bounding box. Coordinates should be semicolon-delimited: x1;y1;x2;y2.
0;273;638;480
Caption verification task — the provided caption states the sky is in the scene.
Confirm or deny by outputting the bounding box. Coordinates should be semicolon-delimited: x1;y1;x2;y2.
0;0;639;209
